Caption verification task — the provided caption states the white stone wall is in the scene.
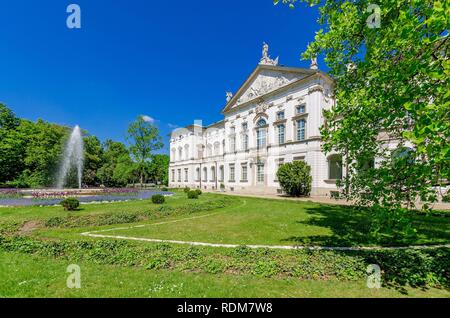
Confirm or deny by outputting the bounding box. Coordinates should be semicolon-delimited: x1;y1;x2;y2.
169;66;339;196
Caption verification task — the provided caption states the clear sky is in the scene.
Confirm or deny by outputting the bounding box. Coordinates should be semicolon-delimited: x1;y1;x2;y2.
0;0;323;153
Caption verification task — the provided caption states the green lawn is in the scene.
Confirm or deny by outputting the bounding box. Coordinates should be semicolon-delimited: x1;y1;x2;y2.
1;191;449;298
1;251;448;298
40;195;449;247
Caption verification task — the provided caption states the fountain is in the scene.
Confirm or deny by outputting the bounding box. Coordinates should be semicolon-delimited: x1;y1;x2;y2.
56;125;85;189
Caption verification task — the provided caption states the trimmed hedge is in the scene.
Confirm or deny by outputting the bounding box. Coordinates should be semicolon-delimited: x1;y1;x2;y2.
151;194;165;204
60;198;80;211
187;190;199;199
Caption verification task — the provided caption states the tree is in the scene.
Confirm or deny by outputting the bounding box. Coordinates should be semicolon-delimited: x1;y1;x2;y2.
83;135;104;186
277;161;312;197
276;0;449;230
0;104;25;183
147;154;170;185
97;140;135;187
127;116;164;185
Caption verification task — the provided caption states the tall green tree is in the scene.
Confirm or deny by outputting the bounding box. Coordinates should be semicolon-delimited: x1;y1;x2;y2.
97;139;135;187
147;154;170;185
83;135;104;186
127;116;164;185
0;104;24;183
276;0;449;232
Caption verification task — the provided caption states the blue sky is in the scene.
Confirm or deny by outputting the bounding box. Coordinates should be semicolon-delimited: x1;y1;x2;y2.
0;0;323;153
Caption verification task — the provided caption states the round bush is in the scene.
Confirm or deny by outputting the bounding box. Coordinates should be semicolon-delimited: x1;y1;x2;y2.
276;161;312;197
60;197;80;211
187;190;199;199
151;194;165;204
161;187;168;192
195;189;202;196
183;186;191;193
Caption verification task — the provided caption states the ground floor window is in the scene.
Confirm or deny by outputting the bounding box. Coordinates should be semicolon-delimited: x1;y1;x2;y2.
257;163;264;183
210;167;216;182
219;165;224;182
328;155;343;180
241;163;248;182
229;164;235;182
196;167;200;181
184;168;188;182
203;167;207;182
171;169;175;182
177;169;181;182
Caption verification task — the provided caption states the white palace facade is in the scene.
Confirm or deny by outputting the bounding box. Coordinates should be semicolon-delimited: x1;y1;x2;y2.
169;44;342;196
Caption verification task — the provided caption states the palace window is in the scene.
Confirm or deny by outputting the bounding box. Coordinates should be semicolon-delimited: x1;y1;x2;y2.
257;163;265;183
171;169;175;182
296;119;306;141
203;167;207;182
177;169;181;182
278;124;285;145
242;122;248;131
210;166;216;182
229;164;235;182
242;133;249;151
328;155;343;180
184;168;189;182
219;165;224;182
256;118;267;149
241;163;248;182
276;111;285;120
296;104;306;114
229;127;236;153
196;168;200;181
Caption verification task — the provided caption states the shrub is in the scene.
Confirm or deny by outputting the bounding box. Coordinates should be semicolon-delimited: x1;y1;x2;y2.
60;198;80;211
183;186;191;193
151;194;165;204
187;190;199;199
276;161;312;197
442;190;450;203
195;189;202;196
161;187;168;192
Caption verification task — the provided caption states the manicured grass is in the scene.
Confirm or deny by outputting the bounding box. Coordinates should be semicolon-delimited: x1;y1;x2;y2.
1;251;448;298
1;191;449;298
100;196;450;247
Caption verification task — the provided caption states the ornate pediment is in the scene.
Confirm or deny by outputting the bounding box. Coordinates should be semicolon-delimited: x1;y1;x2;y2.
228;68;307;110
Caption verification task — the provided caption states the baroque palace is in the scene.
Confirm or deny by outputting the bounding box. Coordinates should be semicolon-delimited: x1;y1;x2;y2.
169;43;341;196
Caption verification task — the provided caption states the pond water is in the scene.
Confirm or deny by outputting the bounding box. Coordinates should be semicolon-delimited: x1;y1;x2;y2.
0;190;173;207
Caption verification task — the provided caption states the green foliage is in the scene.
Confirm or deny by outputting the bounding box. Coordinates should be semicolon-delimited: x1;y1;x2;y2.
1;234;447;289
151;194;165;204
183;186;190;193
127;116;164;185
187;190;199;199
60;198;80;211
276;161;312;197
195;189;202;196
276;0;450;234
0;104;166;188
161;187;168;192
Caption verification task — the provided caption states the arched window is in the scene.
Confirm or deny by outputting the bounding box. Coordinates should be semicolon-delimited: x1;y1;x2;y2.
256;118;267;150
178;147;183;161
196;168;200;181
171;149;176;162
203;167;207;182
328;155;343;180
206;144;212;157
256;118;267;127
197;144;204;159
210;166;216;181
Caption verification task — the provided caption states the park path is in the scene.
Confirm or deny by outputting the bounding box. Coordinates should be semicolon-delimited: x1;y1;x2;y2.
81;197;450;251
